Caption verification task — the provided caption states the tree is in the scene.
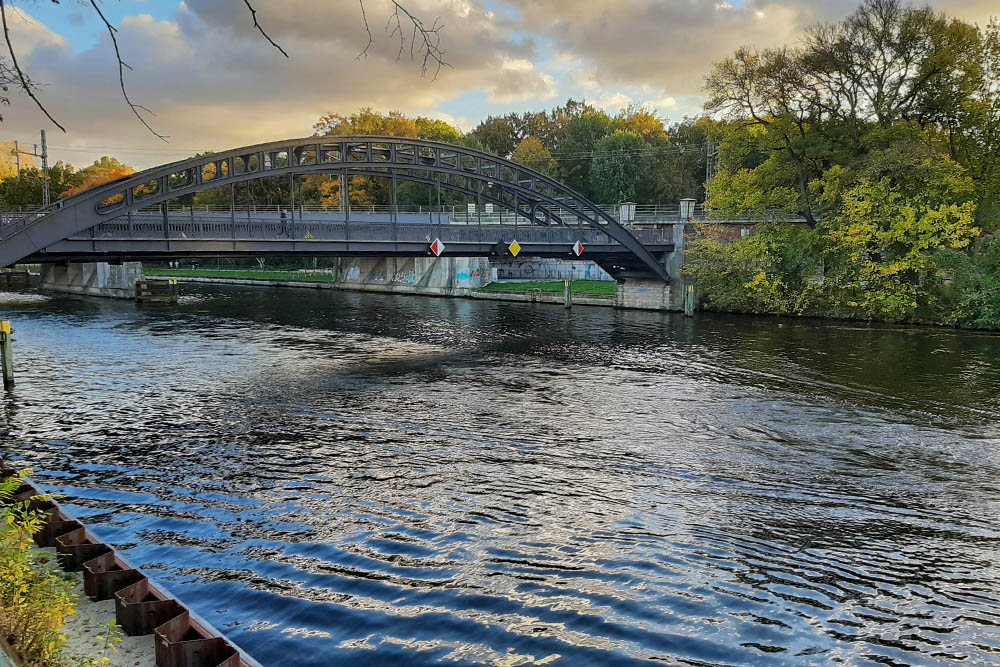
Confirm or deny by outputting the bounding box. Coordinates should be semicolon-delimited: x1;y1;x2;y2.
703;0;985;225
589;132;650;203
309;108;462;207
690;0;998;325
59;157;135;199
555;109;614;198
60;166;134;200
314;108;420;138
466;115;520;158
415;117;462;143
511;137;556;176
0;162;81;207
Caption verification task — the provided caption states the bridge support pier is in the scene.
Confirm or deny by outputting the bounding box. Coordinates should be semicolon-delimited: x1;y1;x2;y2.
39;262;144;299
614;279;675;310
613;223;689;311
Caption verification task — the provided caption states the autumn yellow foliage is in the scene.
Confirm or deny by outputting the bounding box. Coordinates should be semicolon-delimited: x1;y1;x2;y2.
59;166;135;199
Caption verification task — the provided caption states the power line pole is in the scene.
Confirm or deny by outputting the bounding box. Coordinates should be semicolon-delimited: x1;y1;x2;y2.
704;142;719;203
40;130;49;207
11;131;51;207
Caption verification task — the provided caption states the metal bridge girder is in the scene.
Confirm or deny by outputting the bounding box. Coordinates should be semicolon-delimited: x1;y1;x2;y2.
0;136;669;281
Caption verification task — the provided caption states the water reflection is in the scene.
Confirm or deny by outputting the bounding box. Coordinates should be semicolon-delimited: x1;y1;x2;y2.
2;285;999;665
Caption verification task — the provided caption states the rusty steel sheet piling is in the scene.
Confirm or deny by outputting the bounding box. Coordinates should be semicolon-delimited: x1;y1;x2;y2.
0;462;262;667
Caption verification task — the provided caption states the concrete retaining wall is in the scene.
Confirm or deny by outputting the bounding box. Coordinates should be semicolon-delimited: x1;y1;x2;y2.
491;258;613;282
327;256;492;294
40;262;143;299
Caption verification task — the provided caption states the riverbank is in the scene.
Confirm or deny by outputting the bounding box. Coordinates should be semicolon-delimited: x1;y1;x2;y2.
143;271;618;307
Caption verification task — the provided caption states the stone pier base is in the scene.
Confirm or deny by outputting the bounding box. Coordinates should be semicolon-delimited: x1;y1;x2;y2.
40;262;143;299
614;279;679;311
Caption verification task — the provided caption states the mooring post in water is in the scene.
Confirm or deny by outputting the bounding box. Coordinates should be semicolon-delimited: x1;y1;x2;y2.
564;280;573;309
0;321;13;389
684;284;695;317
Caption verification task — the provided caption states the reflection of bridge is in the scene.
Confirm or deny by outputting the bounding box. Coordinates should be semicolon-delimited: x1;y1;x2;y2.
0;137;677;281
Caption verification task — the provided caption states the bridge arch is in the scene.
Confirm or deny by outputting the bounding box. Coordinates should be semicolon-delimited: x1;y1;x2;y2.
0;136;669;281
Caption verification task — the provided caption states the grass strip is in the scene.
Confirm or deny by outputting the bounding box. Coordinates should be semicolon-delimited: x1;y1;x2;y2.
478;280;614;296
144;269;334;282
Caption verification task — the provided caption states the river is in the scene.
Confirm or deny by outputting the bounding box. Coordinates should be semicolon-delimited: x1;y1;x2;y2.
2;285;999;666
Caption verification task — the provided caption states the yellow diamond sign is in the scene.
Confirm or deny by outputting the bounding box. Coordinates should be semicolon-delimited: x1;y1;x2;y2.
508;239;521;257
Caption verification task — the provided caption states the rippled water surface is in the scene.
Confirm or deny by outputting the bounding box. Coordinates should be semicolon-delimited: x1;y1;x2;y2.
2;285;999;666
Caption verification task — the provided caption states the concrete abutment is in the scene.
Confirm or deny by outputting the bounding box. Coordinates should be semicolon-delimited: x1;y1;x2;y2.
40;262;143;299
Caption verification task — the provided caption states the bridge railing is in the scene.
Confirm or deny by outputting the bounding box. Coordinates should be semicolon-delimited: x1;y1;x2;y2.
0;213;46;241
76;215;676;246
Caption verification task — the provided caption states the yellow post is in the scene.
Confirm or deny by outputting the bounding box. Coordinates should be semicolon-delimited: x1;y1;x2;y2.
1;321;13;389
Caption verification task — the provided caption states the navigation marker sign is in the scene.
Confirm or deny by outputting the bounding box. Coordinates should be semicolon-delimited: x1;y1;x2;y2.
430;238;445;256
508;240;522;257
572;240;585;257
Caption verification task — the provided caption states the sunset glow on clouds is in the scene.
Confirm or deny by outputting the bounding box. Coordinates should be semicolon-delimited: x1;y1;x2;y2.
1;0;994;167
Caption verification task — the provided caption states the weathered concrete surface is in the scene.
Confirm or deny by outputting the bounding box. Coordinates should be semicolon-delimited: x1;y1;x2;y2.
662;223;688;311
491;257;613;282
608;223;685;311
326;256;492;295
40;262;143;298
614;279;675;311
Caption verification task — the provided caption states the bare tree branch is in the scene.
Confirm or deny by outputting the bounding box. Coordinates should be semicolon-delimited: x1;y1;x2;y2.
0;0;65;131
88;0;168;142
242;0;288;58
385;1;451;79
356;0;373;60
0;0;447;137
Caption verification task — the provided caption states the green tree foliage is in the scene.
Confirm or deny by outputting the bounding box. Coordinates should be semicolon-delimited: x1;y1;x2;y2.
511;137;556;176
690;0;1000;327
0;162;82;207
933;237;1000;328
552;108;614;197
414;117;462;143
589;132;650;203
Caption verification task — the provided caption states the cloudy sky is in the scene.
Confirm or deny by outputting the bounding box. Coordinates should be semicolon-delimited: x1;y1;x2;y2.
1;0;995;169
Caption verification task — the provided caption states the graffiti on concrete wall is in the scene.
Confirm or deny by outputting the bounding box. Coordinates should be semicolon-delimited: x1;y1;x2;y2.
494;259;612;281
392;269;416;284
455;268;488;282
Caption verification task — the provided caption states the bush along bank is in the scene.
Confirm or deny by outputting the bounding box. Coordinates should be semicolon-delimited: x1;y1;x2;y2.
683;221;1000;330
0;471;78;666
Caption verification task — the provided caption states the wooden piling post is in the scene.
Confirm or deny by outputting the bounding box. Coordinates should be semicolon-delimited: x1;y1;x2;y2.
684;284;695;317
564;280;573;309
135;279;179;304
1;321;14;389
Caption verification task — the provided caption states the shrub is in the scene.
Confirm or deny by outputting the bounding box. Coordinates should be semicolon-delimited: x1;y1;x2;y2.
0;471;78;666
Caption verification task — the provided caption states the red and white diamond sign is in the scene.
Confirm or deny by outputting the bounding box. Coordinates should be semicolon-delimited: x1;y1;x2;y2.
572;240;585;257
430;238;445;256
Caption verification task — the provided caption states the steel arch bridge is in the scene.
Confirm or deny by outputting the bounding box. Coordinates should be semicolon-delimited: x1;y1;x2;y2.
0;136;671;281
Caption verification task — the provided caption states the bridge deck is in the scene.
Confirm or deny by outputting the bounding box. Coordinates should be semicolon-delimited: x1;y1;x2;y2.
25;215;675;264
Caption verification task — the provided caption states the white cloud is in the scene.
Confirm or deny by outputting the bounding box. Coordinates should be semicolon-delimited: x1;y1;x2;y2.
1;0;996;169
0;3;558;167
590;91;632;113
643;95;678;112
